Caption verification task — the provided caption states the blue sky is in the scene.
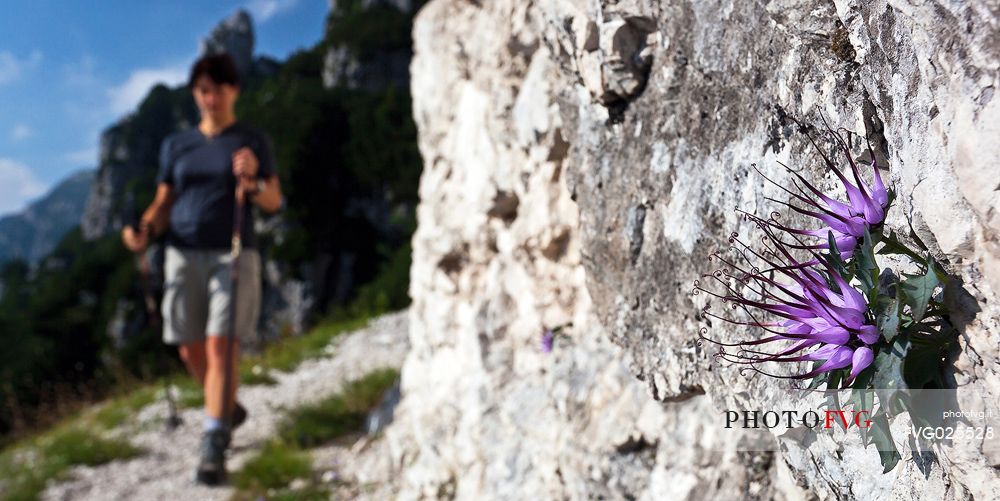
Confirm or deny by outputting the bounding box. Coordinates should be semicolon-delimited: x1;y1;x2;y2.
0;0;328;216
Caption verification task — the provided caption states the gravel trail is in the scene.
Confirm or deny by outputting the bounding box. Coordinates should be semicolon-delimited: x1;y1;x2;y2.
42;311;409;501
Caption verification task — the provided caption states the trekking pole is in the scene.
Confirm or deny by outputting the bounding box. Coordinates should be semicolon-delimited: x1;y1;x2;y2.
220;178;246;431
135;243;183;431
124;189;182;431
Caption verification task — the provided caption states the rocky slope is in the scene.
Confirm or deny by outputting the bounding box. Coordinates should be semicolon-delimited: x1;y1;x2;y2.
0;169;93;266
384;0;1000;499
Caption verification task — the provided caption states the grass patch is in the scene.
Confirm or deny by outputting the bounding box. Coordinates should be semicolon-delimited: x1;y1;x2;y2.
279;368;398;448
92;386;158;430
230;368;399;500
231;440;312;491
240;315;371;375
0;427;141;501
240;365;279;386
267;485;331;501
38;427;140;467
175;379;204;409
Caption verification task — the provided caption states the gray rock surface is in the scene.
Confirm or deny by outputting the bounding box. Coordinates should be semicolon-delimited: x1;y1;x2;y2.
322;0;413;91
80;123;159;241
199;9;254;79
386;0;1000;499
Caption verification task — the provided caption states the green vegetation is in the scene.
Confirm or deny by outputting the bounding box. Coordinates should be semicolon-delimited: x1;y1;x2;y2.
230;368;399;499
231;440;313;491
0;378;159;500
0;427;140;501
279;368;398;447
240;366;279;386
92;386;158;430
241;316;371;377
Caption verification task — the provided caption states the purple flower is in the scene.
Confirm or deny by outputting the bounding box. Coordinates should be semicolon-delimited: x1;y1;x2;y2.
694;221;876;384
541;329;554;353
752;128;888;259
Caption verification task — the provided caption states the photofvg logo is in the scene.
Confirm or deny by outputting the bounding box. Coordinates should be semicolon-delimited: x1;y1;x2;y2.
724;409;872;430
710;389;1000;457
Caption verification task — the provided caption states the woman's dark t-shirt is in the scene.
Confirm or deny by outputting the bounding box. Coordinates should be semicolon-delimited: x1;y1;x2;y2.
156;122;276;250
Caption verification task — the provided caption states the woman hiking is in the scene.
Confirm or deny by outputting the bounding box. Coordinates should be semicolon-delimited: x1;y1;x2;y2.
121;52;283;485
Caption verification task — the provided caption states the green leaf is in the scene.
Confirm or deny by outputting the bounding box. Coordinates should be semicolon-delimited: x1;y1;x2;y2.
823;368;845;411
871;337;909;418
869;410;901;473
899;257;943;323
875;295;901;343
855;228;879;294
872;337;908;390
825;231;850;290
850;368;875;446
902;326;951;389
876;230;926;265
806;361;828;390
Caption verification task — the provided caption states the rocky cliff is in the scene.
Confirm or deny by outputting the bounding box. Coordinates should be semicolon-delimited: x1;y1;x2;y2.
322;0;416;91
388;0;1000;499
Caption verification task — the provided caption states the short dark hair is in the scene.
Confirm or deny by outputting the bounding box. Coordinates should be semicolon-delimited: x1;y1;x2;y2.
188;53;240;88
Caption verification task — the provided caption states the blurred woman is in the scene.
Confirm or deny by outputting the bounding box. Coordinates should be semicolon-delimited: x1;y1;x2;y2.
122;52;282;485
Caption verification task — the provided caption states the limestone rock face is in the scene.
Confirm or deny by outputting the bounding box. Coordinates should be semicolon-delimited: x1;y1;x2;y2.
81;122;166;241
392;0;1000;499
322;0;413;91
199;9;254;78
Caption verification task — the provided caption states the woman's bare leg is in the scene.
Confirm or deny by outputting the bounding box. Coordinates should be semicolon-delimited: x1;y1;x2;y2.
178;340;207;385
204;335;239;420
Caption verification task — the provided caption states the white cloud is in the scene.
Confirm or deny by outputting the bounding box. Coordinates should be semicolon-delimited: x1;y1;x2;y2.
107;64;188;115
63;147;98;166
246;0;299;23
11;124;32;142
0;49;43;86
0;158;46;215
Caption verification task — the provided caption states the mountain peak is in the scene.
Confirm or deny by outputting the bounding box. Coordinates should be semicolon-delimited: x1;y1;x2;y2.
198;9;255;79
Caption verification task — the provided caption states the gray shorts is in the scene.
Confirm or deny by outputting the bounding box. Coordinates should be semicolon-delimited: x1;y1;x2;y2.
161;245;261;346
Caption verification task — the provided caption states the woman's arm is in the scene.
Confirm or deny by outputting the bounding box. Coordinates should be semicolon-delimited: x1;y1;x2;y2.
122;183;174;252
142;183;175;236
232;146;283;214
250;176;283;214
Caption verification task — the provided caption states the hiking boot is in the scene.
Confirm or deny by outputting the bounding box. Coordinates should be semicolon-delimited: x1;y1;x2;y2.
231;402;247;431
195;428;230;486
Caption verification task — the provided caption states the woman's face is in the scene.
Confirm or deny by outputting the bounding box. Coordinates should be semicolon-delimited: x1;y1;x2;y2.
192;75;239;121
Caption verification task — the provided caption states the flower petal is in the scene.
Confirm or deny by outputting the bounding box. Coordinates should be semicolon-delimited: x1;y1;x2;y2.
857;324;879;345
849;346;874;381
813;345;854;373
809;326;851;345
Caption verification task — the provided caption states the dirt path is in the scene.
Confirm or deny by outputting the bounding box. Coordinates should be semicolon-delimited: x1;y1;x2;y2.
42;311;409;501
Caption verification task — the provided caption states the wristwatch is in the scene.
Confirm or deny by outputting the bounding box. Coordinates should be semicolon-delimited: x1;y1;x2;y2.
245;176;265;196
